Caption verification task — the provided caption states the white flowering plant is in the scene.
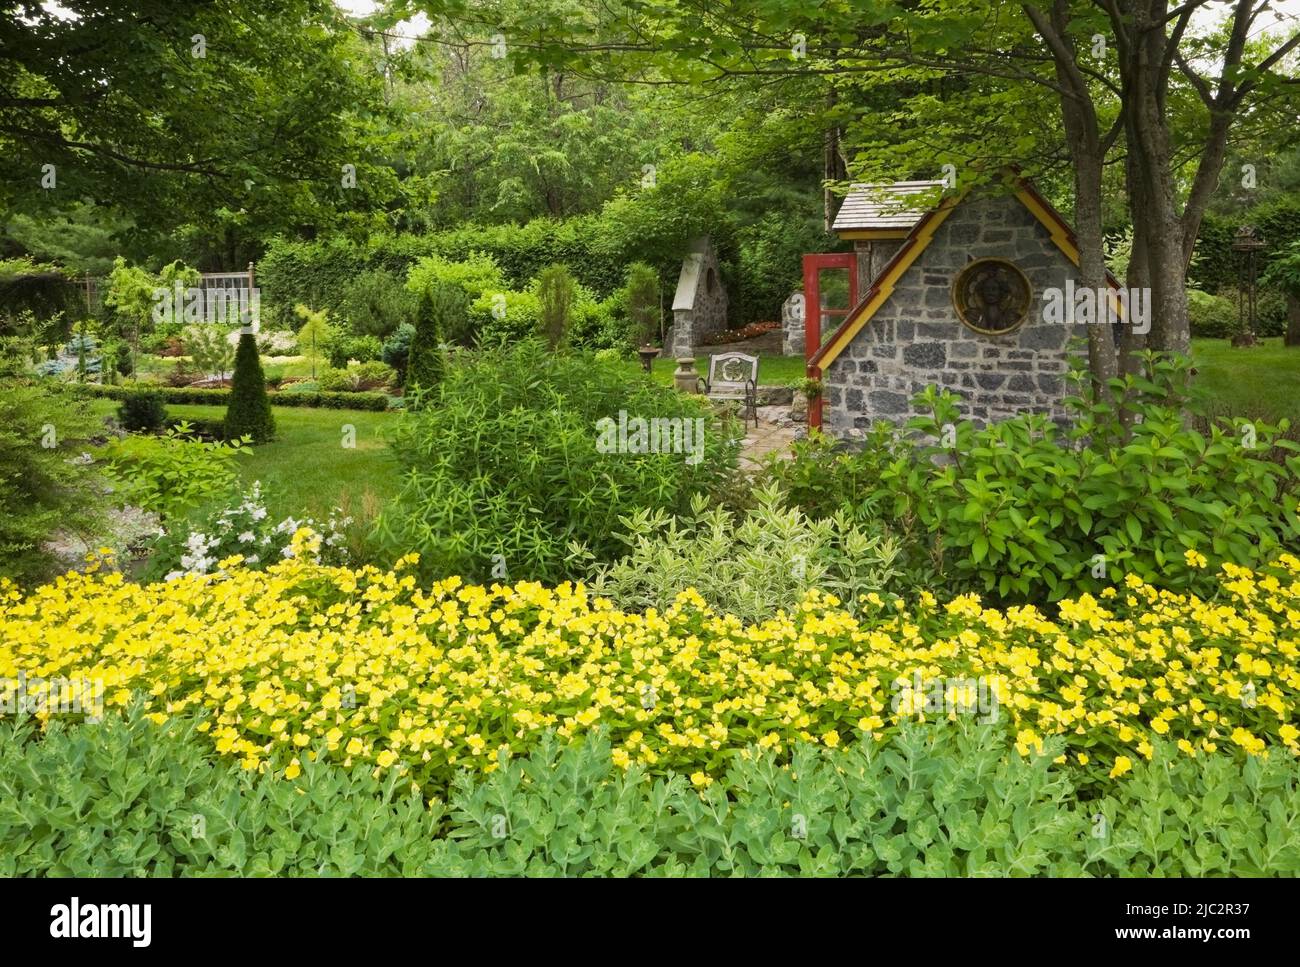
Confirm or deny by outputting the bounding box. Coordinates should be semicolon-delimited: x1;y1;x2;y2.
143;483;353;580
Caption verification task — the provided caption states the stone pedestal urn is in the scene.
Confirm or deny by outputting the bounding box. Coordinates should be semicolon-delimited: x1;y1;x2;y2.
672;357;699;393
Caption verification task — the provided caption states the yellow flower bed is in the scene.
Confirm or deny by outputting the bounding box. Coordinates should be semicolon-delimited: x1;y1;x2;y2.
2;533;1298;788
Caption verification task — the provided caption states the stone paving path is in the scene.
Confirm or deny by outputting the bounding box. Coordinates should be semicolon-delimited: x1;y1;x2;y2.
737;405;801;471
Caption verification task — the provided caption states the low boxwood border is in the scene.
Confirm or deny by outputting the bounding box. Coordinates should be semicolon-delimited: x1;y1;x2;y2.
75;382;394;412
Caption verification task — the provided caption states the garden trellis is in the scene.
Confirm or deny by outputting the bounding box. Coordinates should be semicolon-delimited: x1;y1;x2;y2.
70;263;258;325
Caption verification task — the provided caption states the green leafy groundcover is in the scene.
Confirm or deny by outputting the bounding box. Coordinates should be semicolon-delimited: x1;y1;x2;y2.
3;711;1298;876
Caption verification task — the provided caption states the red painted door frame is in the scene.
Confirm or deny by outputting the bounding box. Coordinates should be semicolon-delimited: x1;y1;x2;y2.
801;253;858;430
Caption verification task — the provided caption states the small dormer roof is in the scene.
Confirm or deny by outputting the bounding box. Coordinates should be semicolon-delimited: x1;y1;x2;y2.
832;180;946;236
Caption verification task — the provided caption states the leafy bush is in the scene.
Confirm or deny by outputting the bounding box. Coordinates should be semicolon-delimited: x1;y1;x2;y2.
292;303;332;377
182;324;235;381
144;483;351;580
1218;284;1289;338
78;383;392;411
115;389;168;433
318;361;397;393
0;709;446;877
467;288;541;345
322;331;384;368
339;268;416;339
98;422;251;519
381;323;415;384
1187;287;1238;338
590;485;901;622
877;355;1300;600
0;369;104;584
223;332;275;443
440;727;1300;876
378;340;739;581
732;211;837;326
760;425;900;521
4;714;1299;876
621;261;661;348
405;252;504;308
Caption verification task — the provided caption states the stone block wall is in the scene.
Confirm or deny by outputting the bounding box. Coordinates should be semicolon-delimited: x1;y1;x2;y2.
823;197;1090;437
666;237;728;357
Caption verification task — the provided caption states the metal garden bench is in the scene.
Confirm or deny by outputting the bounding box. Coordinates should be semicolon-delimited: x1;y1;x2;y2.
698;351;759;428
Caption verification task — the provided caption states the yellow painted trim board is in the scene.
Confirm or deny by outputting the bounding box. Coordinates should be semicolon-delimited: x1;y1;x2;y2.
838;229;912;240
1014;186;1124;321
812;195;961;370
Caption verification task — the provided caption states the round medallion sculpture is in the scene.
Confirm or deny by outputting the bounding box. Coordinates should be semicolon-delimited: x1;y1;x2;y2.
951;258;1032;335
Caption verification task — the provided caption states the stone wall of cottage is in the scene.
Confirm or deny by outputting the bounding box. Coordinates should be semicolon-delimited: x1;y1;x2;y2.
823;197;1090;437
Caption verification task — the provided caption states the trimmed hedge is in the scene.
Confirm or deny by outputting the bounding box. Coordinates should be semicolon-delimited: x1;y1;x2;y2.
76;382;393;411
1193;199;1300;293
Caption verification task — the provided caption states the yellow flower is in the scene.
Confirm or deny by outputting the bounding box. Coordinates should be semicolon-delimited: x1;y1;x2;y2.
285;759;301;780
1183;548;1208;569
1109;756;1133;779
376;750;398;768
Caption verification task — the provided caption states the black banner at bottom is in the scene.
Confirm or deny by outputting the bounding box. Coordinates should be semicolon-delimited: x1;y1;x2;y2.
0;876;1284;954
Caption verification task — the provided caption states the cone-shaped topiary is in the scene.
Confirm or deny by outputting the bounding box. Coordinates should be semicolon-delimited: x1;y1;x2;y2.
407;283;465;405
224;331;276;442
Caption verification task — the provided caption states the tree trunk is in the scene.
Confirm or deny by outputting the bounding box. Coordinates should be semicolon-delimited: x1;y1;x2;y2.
1125;20;1191;358
823;88;842;233
1286;293;1300;347
1116;141;1150;434
1025;0;1117;396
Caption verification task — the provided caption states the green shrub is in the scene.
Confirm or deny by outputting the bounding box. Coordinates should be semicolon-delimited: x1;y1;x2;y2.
377;340;740;582
0;368;105;584
0;709;446;877
467;288;541;345
318;361;396;393
339;268;416;339
1219;284;1290;338
405;252;504;311
535;263;577;350
877;355;1300;600
292;303;334;379
116;389;168;433
5;713;1298;876
223;332;275;443
381;323;416;384
589;485;902;622
98;422;252;519
322;332;384;369
733;211;837;326
182;324;236;381
621;261;662;349
1187;288;1237;339
760;424;901;521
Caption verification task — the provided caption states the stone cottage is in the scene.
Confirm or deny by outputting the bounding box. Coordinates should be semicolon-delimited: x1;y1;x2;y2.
807;177;1116;436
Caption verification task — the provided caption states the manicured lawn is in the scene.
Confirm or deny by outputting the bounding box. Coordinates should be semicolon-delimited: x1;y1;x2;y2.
1191;337;1300;424
90;399;403;522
